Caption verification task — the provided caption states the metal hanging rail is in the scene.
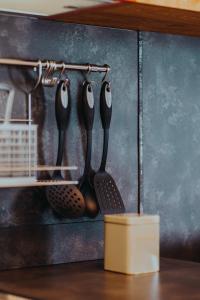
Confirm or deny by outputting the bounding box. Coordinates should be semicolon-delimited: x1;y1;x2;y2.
0;57;110;188
0;58;110;73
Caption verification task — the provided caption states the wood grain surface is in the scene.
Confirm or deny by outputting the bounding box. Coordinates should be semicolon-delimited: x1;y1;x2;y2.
127;0;200;11
0;258;199;300
48;1;200;37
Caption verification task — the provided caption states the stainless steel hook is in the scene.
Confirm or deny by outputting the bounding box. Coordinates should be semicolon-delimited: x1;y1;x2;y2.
83;63;96;86
34;60;42;88
42;61;58;86
41;61;49;85
87;63;92;76
58;62;69;85
60;62;66;78
27;60;42;123
27;60;42;94
102;64;110;82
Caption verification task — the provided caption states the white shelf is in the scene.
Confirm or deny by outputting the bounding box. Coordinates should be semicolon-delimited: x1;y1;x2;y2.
0;0;110;16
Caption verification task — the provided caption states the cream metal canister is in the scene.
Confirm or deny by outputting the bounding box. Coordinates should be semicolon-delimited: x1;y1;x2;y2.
104;213;160;275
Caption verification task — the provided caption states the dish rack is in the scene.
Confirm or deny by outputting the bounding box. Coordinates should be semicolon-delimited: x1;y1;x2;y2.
0;83;35;186
0;83;78;188
0;123;37;182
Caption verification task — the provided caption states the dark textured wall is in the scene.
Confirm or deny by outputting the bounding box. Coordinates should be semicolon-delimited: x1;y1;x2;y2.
1;13;199;270
0;14;138;269
142;32;200;262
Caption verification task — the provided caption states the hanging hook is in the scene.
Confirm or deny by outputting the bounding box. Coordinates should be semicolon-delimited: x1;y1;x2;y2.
57;62;67;84
59;62;66;79
41;61;50;86
26;62;43;164
59;62;70;88
102;64;110;82
32;60;43;91
82;63;96;86
82;63;92;84
87;63;92;77
25;60;43;94
26;60;42;124
48;61;57;86
42;61;57;87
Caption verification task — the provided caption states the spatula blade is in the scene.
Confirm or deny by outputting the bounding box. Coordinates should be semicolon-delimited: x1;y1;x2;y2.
94;172;125;214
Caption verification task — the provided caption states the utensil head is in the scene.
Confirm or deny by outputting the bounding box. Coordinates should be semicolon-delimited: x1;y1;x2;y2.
46;184;85;218
79;176;99;218
94;172;125;214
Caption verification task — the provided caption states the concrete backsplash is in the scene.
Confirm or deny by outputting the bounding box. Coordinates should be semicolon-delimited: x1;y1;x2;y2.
0;13;199;270
0;14;138;269
142;32;200;262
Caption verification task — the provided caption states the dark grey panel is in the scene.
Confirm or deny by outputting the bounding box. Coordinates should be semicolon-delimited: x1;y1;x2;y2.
0;14;138;227
0;221;103;270
142;32;200;261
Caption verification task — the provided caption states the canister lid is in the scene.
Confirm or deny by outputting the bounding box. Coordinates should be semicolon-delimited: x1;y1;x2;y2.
104;213;160;225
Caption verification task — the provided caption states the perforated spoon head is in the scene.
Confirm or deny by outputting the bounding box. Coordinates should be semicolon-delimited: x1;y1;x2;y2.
46;184;85;218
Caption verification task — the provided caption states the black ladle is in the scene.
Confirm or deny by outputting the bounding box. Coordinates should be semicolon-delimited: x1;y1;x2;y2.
46;80;85;218
79;81;99;218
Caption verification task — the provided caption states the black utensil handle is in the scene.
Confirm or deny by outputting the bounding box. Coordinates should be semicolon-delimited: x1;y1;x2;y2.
53;130;65;178
83;81;95;131
99;81;112;171
56;130;65;167
82;129;92;177
82;81;94;175
100;128;109;171
53;81;70;177
55;80;71;131
100;81;112;130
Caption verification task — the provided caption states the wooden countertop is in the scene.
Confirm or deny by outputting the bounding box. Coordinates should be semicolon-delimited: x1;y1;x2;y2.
0;258;199;300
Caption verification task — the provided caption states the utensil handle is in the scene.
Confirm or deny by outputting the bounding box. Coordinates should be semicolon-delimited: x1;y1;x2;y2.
100;81;112;130
82;81;94;175
100;128;109;171
83;81;95;131
53;130;65;178
55;80;70;131
54;81;70;177
84;129;92;175
99;81;112;171
56;130;65;167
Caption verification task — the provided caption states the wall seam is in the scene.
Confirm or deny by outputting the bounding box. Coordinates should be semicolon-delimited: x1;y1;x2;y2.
137;30;144;214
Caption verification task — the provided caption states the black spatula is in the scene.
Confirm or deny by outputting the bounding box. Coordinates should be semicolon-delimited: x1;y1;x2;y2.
94;81;125;214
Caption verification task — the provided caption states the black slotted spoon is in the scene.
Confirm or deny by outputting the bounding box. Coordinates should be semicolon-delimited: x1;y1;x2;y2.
46;80;85;218
79;81;99;218
94;81;125;214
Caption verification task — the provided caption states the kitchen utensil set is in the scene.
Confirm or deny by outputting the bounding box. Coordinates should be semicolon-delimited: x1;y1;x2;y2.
0;60;125;218
46;79;125;218
0;59;121;200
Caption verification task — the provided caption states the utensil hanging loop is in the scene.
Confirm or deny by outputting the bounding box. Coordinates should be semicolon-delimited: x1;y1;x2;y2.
32;60;43;91
102;64;110;82
58;62;70;86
